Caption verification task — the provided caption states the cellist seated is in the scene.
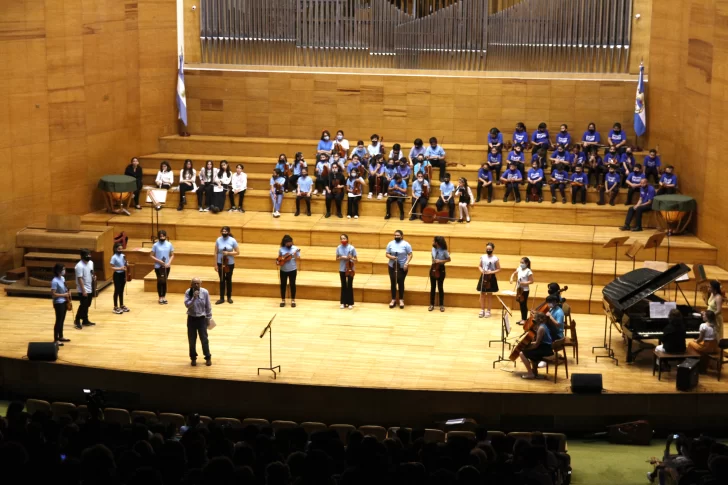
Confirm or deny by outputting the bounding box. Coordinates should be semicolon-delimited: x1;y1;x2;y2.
519;312;554;380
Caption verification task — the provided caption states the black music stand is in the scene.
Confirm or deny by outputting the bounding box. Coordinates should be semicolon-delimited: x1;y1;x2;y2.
693;264;707;307
142;189;167;248
593;236;629;353
257;314;281;379
491;295;516;369
625;240;645;271
595;301;619;366
643;231;666;263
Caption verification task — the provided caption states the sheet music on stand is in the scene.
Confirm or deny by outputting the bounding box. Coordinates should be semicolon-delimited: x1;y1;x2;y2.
649;301;677;319
504;312;511;336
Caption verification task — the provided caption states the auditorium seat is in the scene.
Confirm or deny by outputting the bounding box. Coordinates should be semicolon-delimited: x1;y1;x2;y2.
486;431;507;440
77;405;90;421
242;418;270;428
271;420;298;432
104;408;132;425
51;402;76;419
200;415;212;425
358;425;387;441
26;399;51;416
159;412;186;431
131;410;159;423
301;422;328;435
330;424;357;444
214;417;242;428
544;433;568;453
386;427;412;439
446;431;476;441
424;429;446;443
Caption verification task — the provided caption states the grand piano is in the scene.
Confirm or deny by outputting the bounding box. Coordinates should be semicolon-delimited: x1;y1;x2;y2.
602;263;703;363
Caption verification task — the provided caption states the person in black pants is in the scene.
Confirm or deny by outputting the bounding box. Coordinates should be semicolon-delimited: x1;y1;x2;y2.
325;164;346;218
184;278;213;366
109;243;129;314
50;263;71;345
509;257;535;325
386;230;413;309
124;157;143;209
277;235;301;308
620;179;655;232
336;234;357;309
150;230;174;304
214;226;239;304
429;236;451;312
385;174;407;220
74;248;96;329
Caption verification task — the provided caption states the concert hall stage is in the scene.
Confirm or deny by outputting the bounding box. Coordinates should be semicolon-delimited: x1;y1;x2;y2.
1;286;727;434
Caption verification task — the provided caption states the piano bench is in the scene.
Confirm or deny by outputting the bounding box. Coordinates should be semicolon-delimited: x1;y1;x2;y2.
653;350;701;381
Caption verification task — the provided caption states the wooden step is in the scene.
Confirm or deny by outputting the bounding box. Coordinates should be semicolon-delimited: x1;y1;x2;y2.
124;239;728;287
82;211;718;265
141;265;598;314
157;135;489;164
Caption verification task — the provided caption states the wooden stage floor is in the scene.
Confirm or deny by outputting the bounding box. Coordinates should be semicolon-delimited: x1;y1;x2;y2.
1;283;725;395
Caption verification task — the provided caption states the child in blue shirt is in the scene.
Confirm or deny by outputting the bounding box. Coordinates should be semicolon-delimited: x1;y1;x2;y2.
526;160;544;203
531;122;551;155
620;147;636;185
657;165;678;195
549;145;573;173
476;163;493;203
385;174;408;220
549;163;569;204
487;147;503;182
624;164;646;205
644;148;661;184
556;124;572;148
581;122;601;149
570;165;588;205
488;128;503;151
501;162;523;203
586;148;605;187
607;122;628;155
598;165;621;206
507;145;526;182
512;122;529;147
621;179;655;232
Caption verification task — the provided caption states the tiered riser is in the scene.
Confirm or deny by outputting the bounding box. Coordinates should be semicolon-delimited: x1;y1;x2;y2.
134;191;651;227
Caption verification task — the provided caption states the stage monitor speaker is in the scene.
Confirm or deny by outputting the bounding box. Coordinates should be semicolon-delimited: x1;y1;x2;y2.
27;342;58;362
571;373;603;394
677;358;700;392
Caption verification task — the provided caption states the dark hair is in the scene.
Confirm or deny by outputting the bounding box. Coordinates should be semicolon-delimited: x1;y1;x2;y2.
278;154;288;162
613;122;622;129
371;134;379;141
705;310;717;325
538;122;547;130
429;137;438;144
280;235;293;247
434;236;448;251
274;168;282;177
445;172;451;179
218;160;231;177
357;140;364;146
393;143;401;151
221;226;231;233
394;174;402;182
183;159;194;180
236;164;244;170
414;138;423;147
710;280;724;296
205;160;214;170
668;308;684;325
548;282;560;294
560;124;568;129
521;257;531;269
340;233;349;241
486;242;495;250
546;295;559;304
53;263;65;277
516;122;526;131
459;177;468;188
114;243;124;252
336;130;344;136
666;165;674;170
394;230;404;238
321;130;330;140
130;156;139;163
649;148;657;155
490;127;500;135
80;248;91;258
157;230;167;239
588;122;596;130
159;161;171;172
634;163;642;169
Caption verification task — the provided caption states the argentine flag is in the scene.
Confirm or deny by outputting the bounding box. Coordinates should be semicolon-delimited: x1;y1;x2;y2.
634;63;646;137
177;54;188;127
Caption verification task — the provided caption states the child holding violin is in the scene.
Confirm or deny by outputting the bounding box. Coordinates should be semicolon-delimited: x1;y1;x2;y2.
270;168;286;218
336;234;357;309
430;236;451;312
277;235;301;308
409;171;430;221
346;168;365;219
509;257;534;325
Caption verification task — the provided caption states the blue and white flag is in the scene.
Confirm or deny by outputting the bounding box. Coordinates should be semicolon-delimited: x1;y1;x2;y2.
177;54;188;127
634;63;646;137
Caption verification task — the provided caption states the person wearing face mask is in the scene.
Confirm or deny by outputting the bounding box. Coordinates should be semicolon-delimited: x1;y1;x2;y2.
336;234;358;309
270;168;286;218
295;169;313;217
397;157;412;183
51;263;72;346
506;145;526;182
110;243;130;314
124;157;143;209
585;148;605;188
501;162;523;203
619;178;655;232
556;124;572;149
519;312;553;379
367;154;383;199
581;122;601;149
531;122;551;156
212;160;232;212
598;165;621;206
389;143;404;162
386;174;407;220
569;164;588;205
604;146;621;176
184;277;213;367
230;164;247;212
150;230;175;304
325;163;346;218
410;171;430;220
478;242;500;318
277;235;301;308
313;154;330;196
456;178;474;223
334;130;349;157
317;130;334;156
346;154;363;177
436;173;456;219
429;236;451;312
476;162;493;203
274;154;291;189
624;163;645;205
487;146;502;184
350;140;367;160
549;163;569;204
367;134;383;158
75;248;96;329
409;138;426;163
620;148;636;186
214;226;239;305
549;145;573;174
544;294;565;341
197;160;217;211
607;122;627;155
512;122;528;147
413;154;432;184
643;148;661;185
425;137;447;182
510;257;534;325
657;165;678;195
488;127;503;152
531;147;549;172
346;169;365;219
288;152;307;192
381;159;398;199
526;160;544;203
386;230;413;309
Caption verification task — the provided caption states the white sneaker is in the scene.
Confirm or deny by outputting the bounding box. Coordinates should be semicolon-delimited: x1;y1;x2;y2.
349;304;354;309
347;215;351;219
314;190;319;195
354;215;358;219
538;361;547;369
228;208;235;212
199;207;203;212
377;193;383;199
340;304;345;309
368;192;373;199
485;310;491;318
203;207;210;212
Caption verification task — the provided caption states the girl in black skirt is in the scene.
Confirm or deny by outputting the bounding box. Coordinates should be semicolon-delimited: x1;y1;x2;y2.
477;242;501;318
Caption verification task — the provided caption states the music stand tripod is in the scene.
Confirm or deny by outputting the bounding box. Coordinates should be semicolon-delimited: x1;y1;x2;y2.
142;189;167;248
491;295;516;369
595;301;619;365
593;236;629;354
257;314;281;379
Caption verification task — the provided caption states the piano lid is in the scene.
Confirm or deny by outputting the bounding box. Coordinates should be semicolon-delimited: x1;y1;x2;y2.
602;263;691;313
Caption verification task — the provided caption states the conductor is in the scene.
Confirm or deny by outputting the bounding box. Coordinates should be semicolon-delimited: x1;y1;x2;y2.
184;277;213;366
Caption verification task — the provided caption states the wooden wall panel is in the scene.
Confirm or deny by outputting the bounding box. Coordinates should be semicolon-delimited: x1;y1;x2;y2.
648;0;728;270
0;0;177;272
185;70;638;146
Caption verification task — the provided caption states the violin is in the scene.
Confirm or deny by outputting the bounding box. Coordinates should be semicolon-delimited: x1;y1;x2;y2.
125;263;134;282
320;163;329;179
352;179;363;196
430;257;443;279
422;180;430;199
276;248;299;266
523;286;569;332
333;141;346;159
284;163;292;178
345;254;355;277
274;182;284;194
332;178;344;193
222;255;231;274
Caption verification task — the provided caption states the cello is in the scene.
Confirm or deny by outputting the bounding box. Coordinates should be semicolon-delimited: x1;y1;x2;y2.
522;285;568;332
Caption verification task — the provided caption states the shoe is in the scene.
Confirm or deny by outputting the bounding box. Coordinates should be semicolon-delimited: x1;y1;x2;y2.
83;321;96;326
475;198;480;203
562;198;566;204
485;311;491;318
632;227;643;232
429;305;434;311
227;298;233;304
582;201;586;205
538;197;543;203
347;215;351;219
349;304;354;309
389;300;396;308
377;194;383;199
538;361;547;369
162;299;168;304
280;301;286;307
399;301;405;309
619;225;630;231
368;192;372;199
313;190;318;195
122;306;130;312
228;208;235;212
337;213;343;218
75;323;83;330
215;299;225;305
458;219;464;223
384;214;391;219
325;212;331;218
113;307;123;314
177;205;183;211
647;472;655;483
241;209;246;213
487;198;492;203
551;197;556;203
199;207;203;212
440;306;445;312
56;342;64;347
466;218;470;223
525;198;529;203
400;214;404;220
515;198;521;203
59;338;70;342
135;205;142;209
354;215;358;219
409;216;416;221
479;311;485;318
294;211;300;216
609;201;615;206
572;201;576;205
291;302;296;308
307;211;311;216
503;197;508;203
597;201;605;206
205;358;212;366
191;360;197;366
204;207;210;212
340;304;345;309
